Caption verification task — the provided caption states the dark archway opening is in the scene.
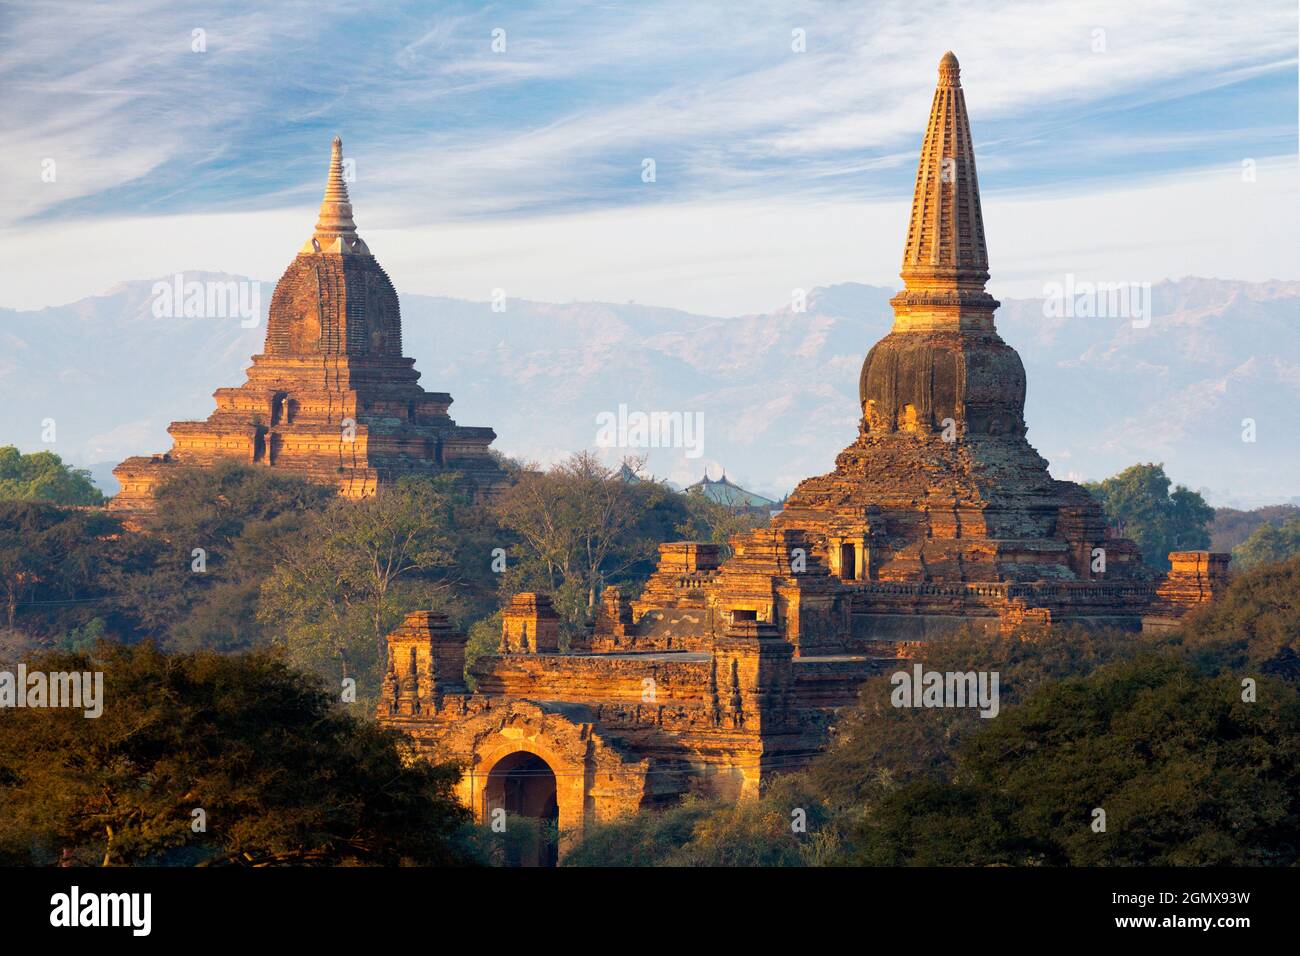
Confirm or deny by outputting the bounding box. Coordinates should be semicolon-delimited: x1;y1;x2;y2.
485;752;559;867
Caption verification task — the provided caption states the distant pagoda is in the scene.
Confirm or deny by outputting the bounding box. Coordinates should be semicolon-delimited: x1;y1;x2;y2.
112;137;504;511
685;471;778;511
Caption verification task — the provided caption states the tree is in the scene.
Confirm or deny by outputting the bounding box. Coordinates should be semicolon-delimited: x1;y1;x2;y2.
1175;553;1300;671
563;778;833;867
808;624;1149;808
492;453;662;630
1210;504;1299;552
107;463;335;649
464;612;502;688
1085;463;1214;570
1233;514;1300;571
0;644;475;866
258;476;466;692
0;502;144;635
846;656;1300;866
146;461;335;551
0;446;104;505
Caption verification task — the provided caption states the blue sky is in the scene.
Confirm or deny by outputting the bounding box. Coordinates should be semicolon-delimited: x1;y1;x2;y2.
2;0;1297;312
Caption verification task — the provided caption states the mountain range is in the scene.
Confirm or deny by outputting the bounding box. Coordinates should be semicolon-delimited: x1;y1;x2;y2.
3;275;1297;508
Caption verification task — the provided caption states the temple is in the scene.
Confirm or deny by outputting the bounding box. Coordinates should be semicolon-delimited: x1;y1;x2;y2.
111;137;504;512
769;49;1153;637
379;54;1230;857
685;471;779;511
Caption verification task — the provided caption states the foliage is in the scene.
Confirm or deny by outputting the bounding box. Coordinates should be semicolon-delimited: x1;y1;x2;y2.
1172;554;1300;671
561;798;715;866
846;656;1300;866
1209;503;1299;553
0;446;104;505
258;475;485;696
464;611;502;688
808;625;1150;808
676;487;770;559
457;813;559;867
563;777;834;867
0;501;150;635
1232;514;1300;571
492;453;697;635
1085;462;1214;571
110;462;334;650
0;644;475;866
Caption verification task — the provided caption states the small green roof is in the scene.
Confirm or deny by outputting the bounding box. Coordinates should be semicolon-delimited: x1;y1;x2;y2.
685;472;776;509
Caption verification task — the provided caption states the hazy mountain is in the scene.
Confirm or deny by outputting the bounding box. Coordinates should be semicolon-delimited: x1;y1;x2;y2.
3;275;1297;507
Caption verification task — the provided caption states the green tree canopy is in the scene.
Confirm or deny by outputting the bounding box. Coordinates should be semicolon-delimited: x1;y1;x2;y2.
491;453;692;635
808;625;1150;809
1210;504;1299;552
258;475;482;694
1085;462;1214;570
847;656;1300;866
1174;553;1300;671
105;462;335;650
0;446;103;505
0;644;475;866
0;502;151;636
1233;514;1300;571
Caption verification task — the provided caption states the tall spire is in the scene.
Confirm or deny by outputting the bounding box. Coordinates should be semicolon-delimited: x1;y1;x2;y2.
891;52;996;329
301;136;369;255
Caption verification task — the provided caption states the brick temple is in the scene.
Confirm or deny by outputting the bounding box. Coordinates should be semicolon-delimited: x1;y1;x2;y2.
111;137;504;512
380;54;1230;853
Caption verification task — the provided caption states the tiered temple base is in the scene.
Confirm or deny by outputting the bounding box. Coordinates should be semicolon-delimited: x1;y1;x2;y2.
112;138;503;511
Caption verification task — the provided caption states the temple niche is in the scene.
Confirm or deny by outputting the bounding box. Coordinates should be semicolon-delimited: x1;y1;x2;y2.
111;137;505;513
379;54;1231;854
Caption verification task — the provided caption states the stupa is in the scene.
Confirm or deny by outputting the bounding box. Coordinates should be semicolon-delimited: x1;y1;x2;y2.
772;51;1152;622
112;137;504;511
375;55;1231;848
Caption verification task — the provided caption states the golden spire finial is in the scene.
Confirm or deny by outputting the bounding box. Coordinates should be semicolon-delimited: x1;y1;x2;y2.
889;52;998;331
898;51;988;291
938;51;960;84
302;135;368;255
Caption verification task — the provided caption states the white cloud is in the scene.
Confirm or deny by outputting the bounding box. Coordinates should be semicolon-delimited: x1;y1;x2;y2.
3;156;1295;315
1;0;1296;312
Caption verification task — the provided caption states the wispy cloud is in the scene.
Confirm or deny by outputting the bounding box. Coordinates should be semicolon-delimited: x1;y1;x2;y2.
0;0;1295;310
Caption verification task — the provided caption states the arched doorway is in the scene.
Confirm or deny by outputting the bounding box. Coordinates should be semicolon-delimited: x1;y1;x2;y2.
484;752;559;867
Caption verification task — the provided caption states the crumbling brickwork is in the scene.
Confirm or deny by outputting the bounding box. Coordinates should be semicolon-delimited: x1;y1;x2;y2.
373;56;1233;849
111;137;504;512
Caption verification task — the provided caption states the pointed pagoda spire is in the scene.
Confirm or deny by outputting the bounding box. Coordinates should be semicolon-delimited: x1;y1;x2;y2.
900;51;988;287
891;52;997;329
301;136;369;255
